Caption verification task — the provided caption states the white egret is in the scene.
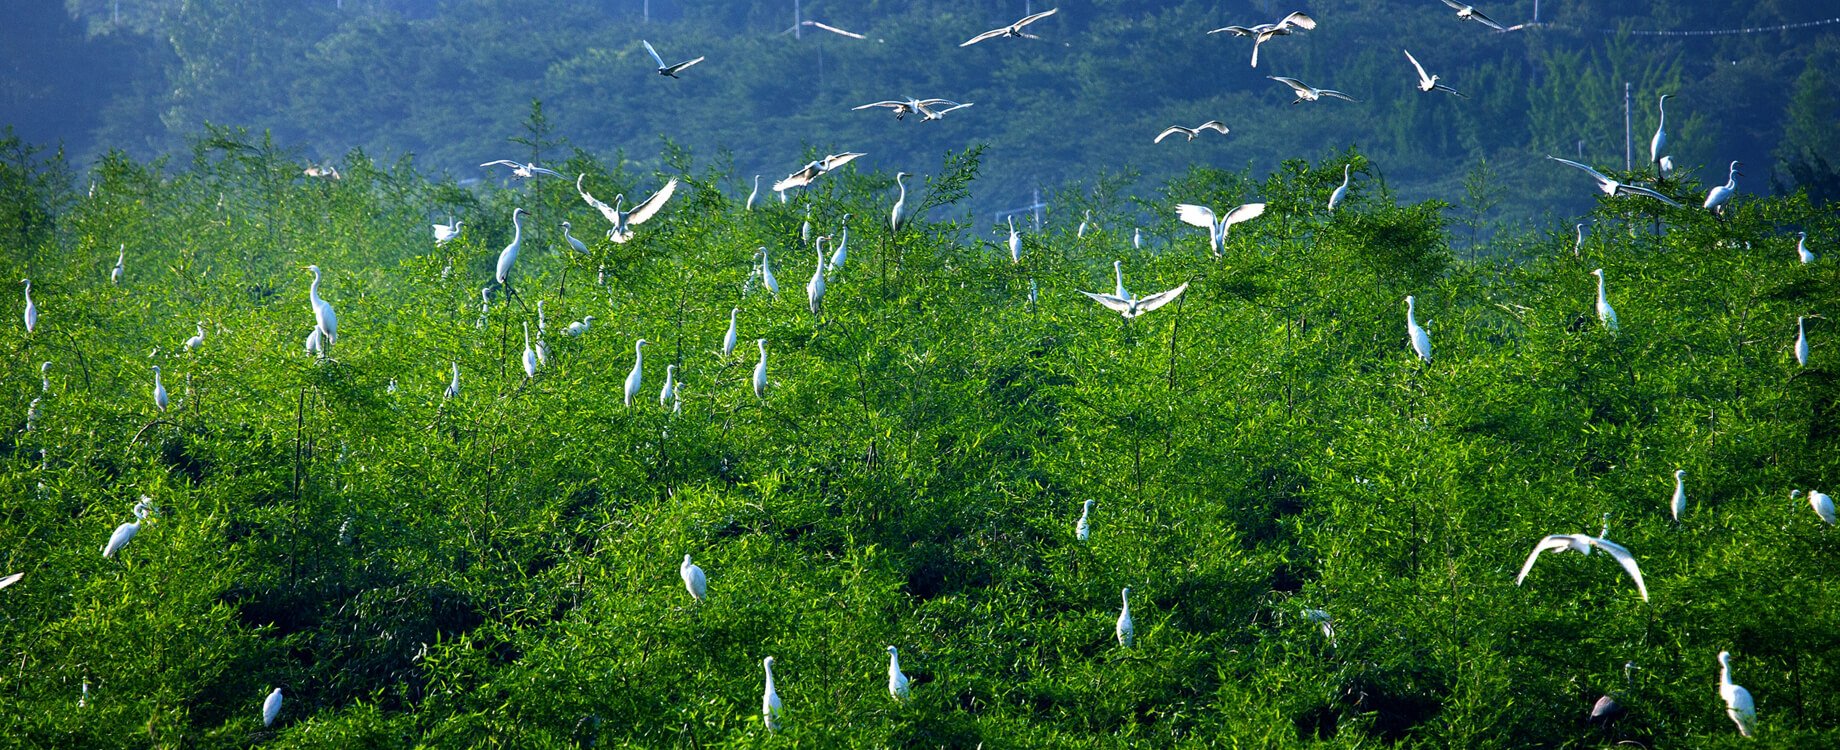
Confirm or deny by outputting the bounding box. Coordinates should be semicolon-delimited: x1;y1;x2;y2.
561;221;588;255
40;361;50;392
801;206;811;244
522;323;538;379
855;97;959;120
1796;232;1817;264
624;339;649;407
479;160;562;180
1007;217;1022;264
1718;651;1756;737
1575;223;1587;253
1078;210;1091;238
915;101;973;121
1659;156;1675;176
1516;532;1649;601
680;554;706;602
184;322;205;352
1439;0;1506;30
1798;490;1834;525
305;327;323;357
1116;588;1135;648
753;339;769;399
1177;202;1267;257
660;364;678;408
775;152;866;192
1546;156;1683;207
535;338;549;367
723;308;739;357
434;219;462;245
101;497;153;558
806;237;828;316
1134;228;1144;250
444;362;460;399
1403;50;1468;98
1796;316;1809;367
476;287;492;330
566;316;594;337
1079;280;1187;319
1592;268;1619;333
762;656;782;731
387;378;397;394
1302;607;1337;645
1704;161;1742;217
152;365;168;412
261;687;283;726
1075;499;1093;541
887;647;910;701
1670;469;1687;521
960;7;1058;46
1650;95;1672;165
1207;11;1315;68
746;176;760;210
577;174;680;243
757;247;780;296
302;265;338;346
1268;76;1359;104
22;279;36;334
1155;120;1229;144
0;572;21;590
112;245;124;285
642;40;704;78
828;216;851;277
890;172;912;232
1406;296;1432;362
536;300;547;336
1328;165;1351;212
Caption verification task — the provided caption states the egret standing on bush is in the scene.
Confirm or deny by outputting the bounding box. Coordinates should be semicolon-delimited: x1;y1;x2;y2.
1406;296;1432;362
889;173;911;232
152;365;168;412
444;362;460;400
1794;490;1834;525
1795;317;1809;367
723;309;739;357
184;322;205;352
102;497;154;559
680;554;706;602
262;687;283;727
1328;165;1351;212
1704;162;1742;218
21;279;36;334
497;208;530;288
762;656;782;731
112;246;125;285
1718;651;1756;737
807;238;828;316
1670;469;1687;521
660;365;678;408
522;323;538;379
752;339;769;399
1797;232;1817;264
1076;500;1093;541
886;647;910;701
624;339;649;407
1116;588;1135;648
1592;269;1618;333
302;265;338;346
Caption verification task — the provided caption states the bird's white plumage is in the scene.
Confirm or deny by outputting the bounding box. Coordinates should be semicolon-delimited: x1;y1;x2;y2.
566;316;594;337
152;365;168;412
303;265;338;346
1515;533;1649;601
1207;12;1314;67
1007;216;1022;264
185;322;205;352
1116;587;1135;648
1403;49;1468;98
960;8;1058;46
1803;490;1834;525
1329;165;1351;212
887;646;910;701
746;176;760;210
1268;76;1360;104
1439;0;1506;30
753;339;769;399
680;554;706;602
0;572;21;590
444;362;460;400
1592;268;1619;333
1153;121;1230;143
762;656;782;731
757;247;780;296
1670;469;1687;521
522;323;538;378
480;160;562;180
723;308;739;357
1650;94;1672;165
1547;156;1683;207
642;39;705;77
1718;651;1756;737
828;218;850;278
660;364;677;408
262;687;283;727
1176;202;1266;257
890;172;911;232
1075;499;1093;541
434;219;462;245
102;498;153;559
1406;296;1432;362
1797;232;1817;264
624;339;649;407
1704;161;1742;216
1796;317;1809;367
807;238;828;315
112;246;125;285
577;174;679;243
774;153;865;192
561;221;588;255
1078;209;1090;238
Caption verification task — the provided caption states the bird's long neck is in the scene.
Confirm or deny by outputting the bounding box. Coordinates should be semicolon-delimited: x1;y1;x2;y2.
896;174;906;200
1596;275;1607;302
1407;299;1418;326
1724;168;1738;189
511;212;524;243
764;663;776;691
1719;658;1732;688
308;272;322;304
1657;98;1667;129
153;368;162;387
1114;263;1125;297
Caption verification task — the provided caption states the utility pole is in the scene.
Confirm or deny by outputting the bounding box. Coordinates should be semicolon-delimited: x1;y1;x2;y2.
794;0;802;39
1534;0;1539;24
1623;83;1632;171
644;0;649;23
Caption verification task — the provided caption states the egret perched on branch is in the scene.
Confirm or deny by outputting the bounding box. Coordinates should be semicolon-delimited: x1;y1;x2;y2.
753;339;769;399
1207;11;1314;68
1403;50;1468;98
723;308;739;357
433;219;462;246
566;316;594;337
1515;531;1649;601
890;172;912;232
756;247;780;296
1796;232;1817;264
1177;202;1267;257
578;175;679;243
1796;316;1809;367
184;322;205;352
152;365;168;412
1547;156;1683;207
1116;588;1135;647
522;323;538;379
21;279;36;334
302;265;338;346
262;688;283;727
775;152;865;192
1406;296;1432;362
1591;268;1619;333
807;237;828;315
1670;469;1687;521
745;176;762;210
1268;76;1359;104
1575;223;1587;254
660;364;678;408
1078;210;1091;238
1439;0;1506;30
112;246;125;285
1704;161;1742;217
479;160;562;180
305;328;323;357
1801;490;1834;525
828;215;851;277
1650;94;1673;165
1328;165;1351;212
624;339;649;407
960;7;1058;46
801;205;812;244
102;497;154;558
1007;217;1022;264
1718;651;1756;737
762;656;782;731
444;362;460;399
642;39;705;78
680;554;706;602
886;647;910;701
1075;500;1093;541
561;221;588;255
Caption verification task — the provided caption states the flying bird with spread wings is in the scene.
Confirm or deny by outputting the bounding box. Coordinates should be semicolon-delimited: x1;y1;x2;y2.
1440;0;1506;31
773;152;866;192
1154;121;1230;143
642;40;705;78
960;8;1059;47
480;160;562;180
1268;76;1360;103
576;174;680;243
1403;50;1468;98
1545;156;1683;207
1207;11;1315;68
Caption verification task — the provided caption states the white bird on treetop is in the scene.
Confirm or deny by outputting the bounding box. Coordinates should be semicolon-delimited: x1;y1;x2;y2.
1796;232;1817;264
762;656;782;731
1116;587;1135;647
577;175;679;243
185;322;205;352
302;265;338;346
262;687;283;727
1516;532;1649;601
497;208;530;287
566;316;594;337
22;279;37;334
1650;94;1673;165
1718;651;1756;737
887;647;910;701
807;237;828;316
890;172;912;232
624;339;649;407
722;308;740;358
444;362;460;399
522;323;538;379
1592;268;1619;333
680;554;706;602
1329;164;1352;212
1078;210;1091;238
1406;296;1432;362
753;339;769;399
479;160;562;180
828;216;851;277
1007;217;1022;264
1796;316;1809;367
1177;202;1267;257
152;365;168;412
756;247;780;297
1796;489;1834;525
1670;469;1687;521
960;8;1058;46
112;246;125;285
1704;161;1742;217
561;221;588;255
660;364;678;408
642;40;705;78
1075;499;1093;541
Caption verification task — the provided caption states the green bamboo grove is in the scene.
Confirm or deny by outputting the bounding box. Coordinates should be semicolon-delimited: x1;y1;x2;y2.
1;126;1838;747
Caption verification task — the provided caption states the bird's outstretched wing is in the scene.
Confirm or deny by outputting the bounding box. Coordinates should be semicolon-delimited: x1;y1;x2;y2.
1433;83;1470;98
915;98;960;108
1404;50;1432;86
1208;25;1256;36
1175;203;1218;229
0;572;21;590
1469;9;1506;30
855;100;908;111
1197;121;1230;135
926;102;974;117
960;28;1008;47
642;40;667;68
1222;202;1268;227
1613;183;1684;208
1267;76;1311;93
669;56;706;74
1516;535;1578;584
626;178;680;227
1154;126;1189;144
772;172;814;192
1440;0;1467;10
1587;537;1649;601
1133;282;1189;314
807;21;867;39
1318;89;1361;102
527;166;563;178
480;160;520;169
1546;155;1611;183
1079;290;1135;315
1015;8;1059;29
819;152;866;171
1279;12;1316;30
576;174;621;224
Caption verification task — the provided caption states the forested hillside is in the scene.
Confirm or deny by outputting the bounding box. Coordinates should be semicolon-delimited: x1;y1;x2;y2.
10;0;1840;230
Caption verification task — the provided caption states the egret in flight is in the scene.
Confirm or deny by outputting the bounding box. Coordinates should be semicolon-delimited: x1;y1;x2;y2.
302;265;338;346
1154;121;1229;144
561;221;588;255
1268;76;1359;104
433;219;462;246
680;554;706;602
660;364;678;408
855;97;958;120
21;279;36;334
1439;0;1506;30
522;323;538;379
890;172;912;232
642;40;704;78
1516;531;1649;601
496;208;530;287
480;160;562;180
1208;11;1315;68
960;7;1058;46
624;339;649;407
1704;161;1742;217
886;646;910;701
1406;296;1432;362
1177;202;1267;257
753;339;769;399
1546;156;1683;207
1718;651;1756;737
1650;95;1673;166
723;308;739;357
577;175;679;243
1670;469;1687;521
102;497;154;558
1328;165;1352;212
184;322;205;352
1079;273;1187;319
762;656;782;731
1075;499;1093;541
774;152;865;192
444;362;460;399
1796;316;1809;367
746;176;760;210
1116;588;1135;647
915;101;973;121
112;246;125;285
1592;268;1619;333
262;688;283;727
152;365;168;412
1404;50;1468;98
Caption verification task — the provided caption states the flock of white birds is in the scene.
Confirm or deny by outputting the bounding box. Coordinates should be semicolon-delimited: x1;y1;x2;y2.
9;2;1831;738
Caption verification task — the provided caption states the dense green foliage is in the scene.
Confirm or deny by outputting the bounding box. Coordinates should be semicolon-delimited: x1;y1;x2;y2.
3;120;1840;746
12;0;1840;226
